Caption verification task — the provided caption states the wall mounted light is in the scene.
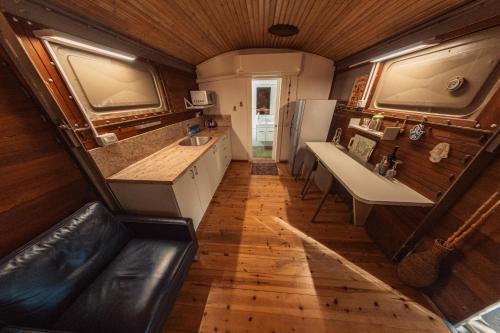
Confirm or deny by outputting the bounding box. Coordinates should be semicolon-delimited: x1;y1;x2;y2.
33;29;136;62
370;41;439;63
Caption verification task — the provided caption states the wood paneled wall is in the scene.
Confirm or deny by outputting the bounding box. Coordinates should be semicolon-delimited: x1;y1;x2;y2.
328;27;499;322
422;157;499;322
328;107;489;256
6;14;199;150
0;47;95;257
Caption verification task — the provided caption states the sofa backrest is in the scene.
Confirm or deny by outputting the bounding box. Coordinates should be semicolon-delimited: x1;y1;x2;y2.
0;202;131;327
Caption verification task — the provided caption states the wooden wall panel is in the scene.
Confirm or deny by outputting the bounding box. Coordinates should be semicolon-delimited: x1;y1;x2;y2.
327;24;499;322
0;48;95;257
327;108;487;257
5;14;199;150
157;65;198;113
423;157;499;322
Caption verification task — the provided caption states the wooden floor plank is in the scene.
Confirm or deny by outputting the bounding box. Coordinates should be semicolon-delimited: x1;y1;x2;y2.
164;162;448;333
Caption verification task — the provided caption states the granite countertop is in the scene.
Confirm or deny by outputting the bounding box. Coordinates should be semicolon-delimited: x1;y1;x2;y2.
107;127;230;185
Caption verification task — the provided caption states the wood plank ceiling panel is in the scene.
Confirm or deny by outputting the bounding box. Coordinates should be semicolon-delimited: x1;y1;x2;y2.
44;0;468;65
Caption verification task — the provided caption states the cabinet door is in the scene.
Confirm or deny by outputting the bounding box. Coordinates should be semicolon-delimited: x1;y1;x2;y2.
194;152;216;211
212;143;224;182
172;168;203;229
256;128;266;141
216;143;226;180
225;133;232;164
265;127;274;141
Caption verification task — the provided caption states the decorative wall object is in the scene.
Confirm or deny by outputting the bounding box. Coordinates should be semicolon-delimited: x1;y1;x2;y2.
409;123;425;140
429;142;450;163
347;75;368;107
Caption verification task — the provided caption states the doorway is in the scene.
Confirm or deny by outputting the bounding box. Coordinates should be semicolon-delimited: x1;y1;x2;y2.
251;79;281;160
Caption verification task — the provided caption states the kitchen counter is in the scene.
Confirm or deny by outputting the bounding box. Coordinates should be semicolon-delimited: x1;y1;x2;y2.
107;127;230;184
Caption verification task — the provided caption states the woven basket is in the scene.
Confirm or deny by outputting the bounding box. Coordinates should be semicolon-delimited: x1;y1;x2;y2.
397;239;454;288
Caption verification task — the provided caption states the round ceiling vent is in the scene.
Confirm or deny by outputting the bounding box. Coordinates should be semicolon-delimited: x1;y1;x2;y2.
268;24;299;37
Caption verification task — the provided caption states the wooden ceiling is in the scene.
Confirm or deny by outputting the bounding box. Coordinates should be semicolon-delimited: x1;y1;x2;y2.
44;0;468;65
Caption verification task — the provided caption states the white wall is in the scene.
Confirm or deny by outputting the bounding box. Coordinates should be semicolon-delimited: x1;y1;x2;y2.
197;49;334;161
200;77;250;160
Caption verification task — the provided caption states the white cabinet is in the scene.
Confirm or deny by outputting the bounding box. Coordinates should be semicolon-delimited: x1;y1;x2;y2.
110;130;232;231
193;150;217;211
265;127;274;141
256;124;274;142
256;128;266;141
206;145;220;196
172;168;204;229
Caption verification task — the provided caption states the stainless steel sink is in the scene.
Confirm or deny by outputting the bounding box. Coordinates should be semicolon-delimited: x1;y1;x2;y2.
178;136;212;146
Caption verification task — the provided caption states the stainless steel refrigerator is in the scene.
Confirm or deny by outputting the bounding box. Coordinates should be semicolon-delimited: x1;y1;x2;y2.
287;99;337;176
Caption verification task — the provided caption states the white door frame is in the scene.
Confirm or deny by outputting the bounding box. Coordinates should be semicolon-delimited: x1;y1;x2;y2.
248;77;282;162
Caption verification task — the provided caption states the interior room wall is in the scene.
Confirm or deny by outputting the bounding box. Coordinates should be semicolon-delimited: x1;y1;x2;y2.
198;50;334;161
0;47;96;257
5;14;199;152
328;27;499;323
422;157;499;323
331;63;373;101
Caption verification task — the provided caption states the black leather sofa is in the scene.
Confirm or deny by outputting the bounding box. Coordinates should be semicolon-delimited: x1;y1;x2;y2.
0;202;197;333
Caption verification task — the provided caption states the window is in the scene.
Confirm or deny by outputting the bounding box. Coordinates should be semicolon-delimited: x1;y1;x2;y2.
39;31;164;120
371;26;500;116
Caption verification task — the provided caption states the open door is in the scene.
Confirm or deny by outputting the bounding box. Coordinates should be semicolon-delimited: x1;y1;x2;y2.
250;78;281;161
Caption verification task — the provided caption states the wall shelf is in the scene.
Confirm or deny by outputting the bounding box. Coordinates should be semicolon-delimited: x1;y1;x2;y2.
184;97;215;110
185;104;215;110
348;123;384;138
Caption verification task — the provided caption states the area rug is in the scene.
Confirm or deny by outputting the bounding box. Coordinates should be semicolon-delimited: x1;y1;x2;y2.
251;162;279;176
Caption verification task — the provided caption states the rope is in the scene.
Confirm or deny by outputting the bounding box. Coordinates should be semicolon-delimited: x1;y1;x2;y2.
444;190;499;248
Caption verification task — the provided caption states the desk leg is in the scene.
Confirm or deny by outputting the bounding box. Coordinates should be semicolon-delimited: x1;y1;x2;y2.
352;200;373;226
311;177;334;223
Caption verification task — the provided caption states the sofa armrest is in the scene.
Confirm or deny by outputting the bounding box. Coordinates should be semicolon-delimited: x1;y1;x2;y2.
116;215;197;243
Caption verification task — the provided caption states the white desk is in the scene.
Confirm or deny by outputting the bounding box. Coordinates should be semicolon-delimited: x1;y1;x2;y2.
306;142;434;225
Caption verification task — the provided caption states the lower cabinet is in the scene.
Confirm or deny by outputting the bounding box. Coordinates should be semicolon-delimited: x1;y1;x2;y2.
172;167;204;228
109;131;231;230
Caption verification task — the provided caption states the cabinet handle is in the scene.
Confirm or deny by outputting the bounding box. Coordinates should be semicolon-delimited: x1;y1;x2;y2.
189;169;195;179
194;165;198;175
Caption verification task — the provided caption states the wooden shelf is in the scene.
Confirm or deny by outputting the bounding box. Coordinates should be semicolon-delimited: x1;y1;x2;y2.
348;123;384;138
184;97;215;110
185;104;215;110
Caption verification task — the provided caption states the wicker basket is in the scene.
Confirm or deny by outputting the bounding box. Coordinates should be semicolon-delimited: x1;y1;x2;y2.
397;239;454;288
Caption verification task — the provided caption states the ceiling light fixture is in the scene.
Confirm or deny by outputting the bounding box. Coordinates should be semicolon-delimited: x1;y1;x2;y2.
370;41;439;63
268;24;299;37
34;29;137;62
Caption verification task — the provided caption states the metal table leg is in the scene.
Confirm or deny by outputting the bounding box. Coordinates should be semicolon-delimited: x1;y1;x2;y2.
301;159;318;199
311;177;334;223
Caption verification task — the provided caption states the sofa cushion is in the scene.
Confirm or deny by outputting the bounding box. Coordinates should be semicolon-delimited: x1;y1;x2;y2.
54;238;194;333
0;202;131;328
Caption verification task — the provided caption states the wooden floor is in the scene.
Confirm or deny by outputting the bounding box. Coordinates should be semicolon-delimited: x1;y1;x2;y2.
164;162;448;333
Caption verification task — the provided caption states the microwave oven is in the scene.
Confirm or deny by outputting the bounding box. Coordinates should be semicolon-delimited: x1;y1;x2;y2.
190;90;215;106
